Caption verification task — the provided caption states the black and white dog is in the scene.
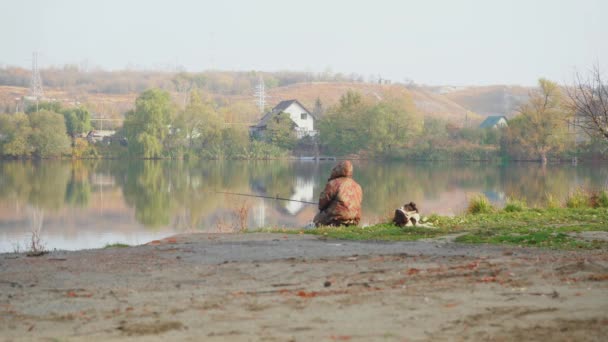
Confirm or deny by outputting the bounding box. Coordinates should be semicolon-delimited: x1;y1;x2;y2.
393;202;420;227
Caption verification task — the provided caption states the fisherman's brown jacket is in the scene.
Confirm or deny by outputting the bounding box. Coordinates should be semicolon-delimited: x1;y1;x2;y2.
314;161;363;226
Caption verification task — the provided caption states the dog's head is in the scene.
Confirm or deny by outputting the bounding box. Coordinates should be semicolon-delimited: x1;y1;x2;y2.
403;202;418;213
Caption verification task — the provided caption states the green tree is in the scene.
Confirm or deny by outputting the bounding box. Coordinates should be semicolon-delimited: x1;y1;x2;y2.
0;113;33;157
29;110;71;158
62;107;92;138
265;112;297;150
123;89;174;158
25;101;62;114
221;126;249;156
502;79;571;163
318;89;422;155
318;90;370;155
174;91;222;149
364;88;422;153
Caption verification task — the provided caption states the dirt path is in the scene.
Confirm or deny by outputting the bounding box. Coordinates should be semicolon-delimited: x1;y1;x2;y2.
1;233;607;341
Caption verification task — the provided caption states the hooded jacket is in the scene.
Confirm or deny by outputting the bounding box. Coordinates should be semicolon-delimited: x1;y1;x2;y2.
316;161;363;225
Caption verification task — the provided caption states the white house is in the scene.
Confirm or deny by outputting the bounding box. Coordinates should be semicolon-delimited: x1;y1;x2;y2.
87;130;116;143
479;116;508;129
250;99;317;139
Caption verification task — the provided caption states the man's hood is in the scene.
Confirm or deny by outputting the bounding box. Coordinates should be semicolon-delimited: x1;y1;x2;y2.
329;160;353;180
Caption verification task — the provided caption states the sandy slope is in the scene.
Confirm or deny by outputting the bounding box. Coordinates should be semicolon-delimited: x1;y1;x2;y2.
1;233;607;341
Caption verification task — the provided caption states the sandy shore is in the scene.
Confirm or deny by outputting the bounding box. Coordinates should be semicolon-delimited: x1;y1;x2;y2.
1;233;607;341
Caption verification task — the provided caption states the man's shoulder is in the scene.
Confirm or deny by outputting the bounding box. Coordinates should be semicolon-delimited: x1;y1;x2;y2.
340;178;362;190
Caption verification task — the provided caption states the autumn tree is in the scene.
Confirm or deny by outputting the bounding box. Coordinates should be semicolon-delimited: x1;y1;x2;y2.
503;79;571;164
567;65;608;143
174;91;222;149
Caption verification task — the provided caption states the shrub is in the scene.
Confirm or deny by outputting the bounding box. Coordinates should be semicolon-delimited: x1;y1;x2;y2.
544;192;562;209
504;198;527;212
589;190;608;208
467;195;495;214
566;189;590;209
599;191;608;208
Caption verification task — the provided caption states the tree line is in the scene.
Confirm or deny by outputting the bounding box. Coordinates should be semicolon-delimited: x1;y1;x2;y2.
1;71;606;161
0;102;93;158
318;77;607;162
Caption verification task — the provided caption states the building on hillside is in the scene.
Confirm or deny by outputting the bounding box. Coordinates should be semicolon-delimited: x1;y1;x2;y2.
250;99;318;139
87;130;116;144
479;115;508;129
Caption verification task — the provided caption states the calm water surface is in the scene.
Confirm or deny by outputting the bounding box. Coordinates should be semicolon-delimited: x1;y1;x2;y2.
0;160;606;252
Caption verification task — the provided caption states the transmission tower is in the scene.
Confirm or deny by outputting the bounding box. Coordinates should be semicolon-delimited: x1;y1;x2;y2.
29;52;44;100
253;76;269;113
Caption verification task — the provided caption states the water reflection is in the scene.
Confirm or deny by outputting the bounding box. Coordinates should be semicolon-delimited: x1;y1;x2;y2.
0;160;606;252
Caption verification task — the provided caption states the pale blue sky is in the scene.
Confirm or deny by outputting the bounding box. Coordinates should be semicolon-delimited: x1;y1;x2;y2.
1;0;606;85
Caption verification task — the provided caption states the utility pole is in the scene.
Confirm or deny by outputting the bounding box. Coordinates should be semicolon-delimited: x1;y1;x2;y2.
253;75;269;114
29;52;44;112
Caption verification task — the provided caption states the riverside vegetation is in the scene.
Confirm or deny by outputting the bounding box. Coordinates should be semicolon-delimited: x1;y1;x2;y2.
1;76;607;161
261;190;608;250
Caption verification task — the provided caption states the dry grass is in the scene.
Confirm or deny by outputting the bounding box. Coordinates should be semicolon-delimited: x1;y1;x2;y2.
26;228;47;257
466;194;495;214
213;201;251;233
233;201;251;232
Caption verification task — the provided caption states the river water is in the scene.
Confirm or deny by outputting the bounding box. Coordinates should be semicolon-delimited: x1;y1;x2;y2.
0;160;606;252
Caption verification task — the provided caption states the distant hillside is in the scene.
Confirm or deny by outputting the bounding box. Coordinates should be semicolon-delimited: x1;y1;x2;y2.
265;82;473;123
442;85;530;118
0;66;535;126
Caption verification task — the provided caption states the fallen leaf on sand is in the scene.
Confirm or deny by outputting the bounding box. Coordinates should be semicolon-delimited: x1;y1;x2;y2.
297;291;318;298
587;274;608;281
407;268;420;275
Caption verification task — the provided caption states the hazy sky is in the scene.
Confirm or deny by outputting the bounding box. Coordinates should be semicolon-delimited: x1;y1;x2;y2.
1;0;606;85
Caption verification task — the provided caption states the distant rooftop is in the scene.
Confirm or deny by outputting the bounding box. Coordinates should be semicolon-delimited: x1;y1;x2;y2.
479;115;508;129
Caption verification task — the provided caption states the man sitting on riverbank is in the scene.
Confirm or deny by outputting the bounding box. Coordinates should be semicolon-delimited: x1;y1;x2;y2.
313;160;363;227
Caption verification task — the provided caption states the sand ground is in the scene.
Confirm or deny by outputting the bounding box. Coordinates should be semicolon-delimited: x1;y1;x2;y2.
1;233;607;341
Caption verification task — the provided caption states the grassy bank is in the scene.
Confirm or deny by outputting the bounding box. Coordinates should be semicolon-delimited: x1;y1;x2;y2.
258;194;608;250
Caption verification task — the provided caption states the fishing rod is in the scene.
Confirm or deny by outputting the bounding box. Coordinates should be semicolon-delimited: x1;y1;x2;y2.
215;191;317;205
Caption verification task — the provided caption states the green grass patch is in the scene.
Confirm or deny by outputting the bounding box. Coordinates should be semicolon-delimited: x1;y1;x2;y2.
308;224;449;241
104;243;130;248
456;229;601;249
255;224;450;241
441;207;608;250
254;207;608;250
